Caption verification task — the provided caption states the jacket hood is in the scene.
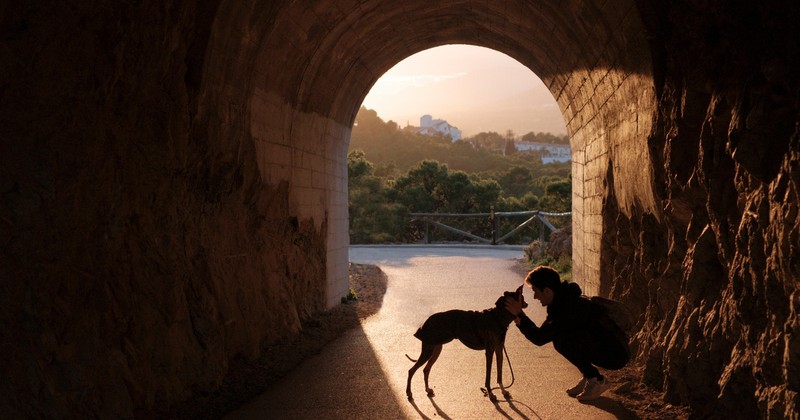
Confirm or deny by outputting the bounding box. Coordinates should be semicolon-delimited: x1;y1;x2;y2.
561;281;582;298
548;281;583;314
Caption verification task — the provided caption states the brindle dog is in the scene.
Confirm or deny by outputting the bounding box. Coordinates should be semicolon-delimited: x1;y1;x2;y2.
405;285;528;401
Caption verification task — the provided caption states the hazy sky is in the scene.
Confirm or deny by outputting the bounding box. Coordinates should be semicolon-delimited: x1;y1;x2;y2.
361;44;567;137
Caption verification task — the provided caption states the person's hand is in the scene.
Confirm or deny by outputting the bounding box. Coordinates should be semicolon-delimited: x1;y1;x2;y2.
505;296;523;316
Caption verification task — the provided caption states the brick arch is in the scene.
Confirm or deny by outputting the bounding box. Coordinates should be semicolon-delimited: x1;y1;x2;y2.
203;0;659;303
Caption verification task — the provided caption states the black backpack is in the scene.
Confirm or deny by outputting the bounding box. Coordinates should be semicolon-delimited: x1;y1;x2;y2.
588;296;636;334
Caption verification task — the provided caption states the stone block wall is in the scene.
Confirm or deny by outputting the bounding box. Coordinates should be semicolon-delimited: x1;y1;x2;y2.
548;1;658;296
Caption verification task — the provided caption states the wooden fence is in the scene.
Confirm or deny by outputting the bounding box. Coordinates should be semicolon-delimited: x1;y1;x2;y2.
409;210;571;245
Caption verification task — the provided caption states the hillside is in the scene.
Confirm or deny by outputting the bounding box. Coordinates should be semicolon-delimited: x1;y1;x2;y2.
349;106;570;179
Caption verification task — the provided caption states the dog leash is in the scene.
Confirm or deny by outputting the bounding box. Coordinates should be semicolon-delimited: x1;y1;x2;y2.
481;345;516;396
499;346;516;389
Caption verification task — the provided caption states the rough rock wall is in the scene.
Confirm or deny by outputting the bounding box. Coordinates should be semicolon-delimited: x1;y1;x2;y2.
603;1;800;417
0;2;327;417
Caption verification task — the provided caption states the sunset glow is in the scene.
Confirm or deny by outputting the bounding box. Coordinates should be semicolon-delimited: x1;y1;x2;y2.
362;45;567;137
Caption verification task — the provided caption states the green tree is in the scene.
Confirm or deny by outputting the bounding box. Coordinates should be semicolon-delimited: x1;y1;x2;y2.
497;166;532;197
348;150;407;243
521;131;569;144
467;131;505;150
348;149;373;179
504;139;518;156
347;107;573;244
539;177;572;213
390;160;501;214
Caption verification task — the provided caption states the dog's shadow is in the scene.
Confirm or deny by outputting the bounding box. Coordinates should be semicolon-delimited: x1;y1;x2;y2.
409;391;542;420
427;395;453;420
407;394;459;420
493;397;543;420
407;397;437;420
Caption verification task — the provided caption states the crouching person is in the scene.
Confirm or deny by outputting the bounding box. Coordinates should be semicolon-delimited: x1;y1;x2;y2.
504;265;630;401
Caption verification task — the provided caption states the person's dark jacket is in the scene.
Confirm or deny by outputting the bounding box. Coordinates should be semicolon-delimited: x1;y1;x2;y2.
516;282;624;347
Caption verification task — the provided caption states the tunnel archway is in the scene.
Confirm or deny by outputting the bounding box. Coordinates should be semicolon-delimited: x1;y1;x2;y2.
203;0;657;305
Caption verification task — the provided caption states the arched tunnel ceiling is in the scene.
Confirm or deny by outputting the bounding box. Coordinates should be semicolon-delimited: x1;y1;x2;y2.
200;0;661;301
234;0;653;130
194;0;661;295
210;0;659;228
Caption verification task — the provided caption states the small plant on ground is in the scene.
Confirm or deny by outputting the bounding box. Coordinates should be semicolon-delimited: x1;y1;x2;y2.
341;287;358;303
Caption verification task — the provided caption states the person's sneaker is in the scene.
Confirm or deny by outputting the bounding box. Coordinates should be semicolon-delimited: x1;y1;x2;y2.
566;378;587;397
576;377;611;401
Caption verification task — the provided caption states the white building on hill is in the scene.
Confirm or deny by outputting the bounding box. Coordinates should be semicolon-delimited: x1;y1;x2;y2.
419;114;462;141
516;141;571;164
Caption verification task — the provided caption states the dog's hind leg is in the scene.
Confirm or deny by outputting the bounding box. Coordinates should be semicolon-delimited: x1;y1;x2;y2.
422;344;442;397
483;349;497;401
406;343;435;400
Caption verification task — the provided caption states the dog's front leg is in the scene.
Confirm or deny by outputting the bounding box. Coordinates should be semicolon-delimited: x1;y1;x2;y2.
484;349;497;401
496;347;511;399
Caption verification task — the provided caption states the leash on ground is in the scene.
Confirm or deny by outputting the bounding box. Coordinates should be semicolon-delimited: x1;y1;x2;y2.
480;345;516;396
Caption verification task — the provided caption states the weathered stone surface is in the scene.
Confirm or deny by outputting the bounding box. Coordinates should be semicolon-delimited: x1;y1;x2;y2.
0;2;330;418
1;0;798;418
602;2;800;418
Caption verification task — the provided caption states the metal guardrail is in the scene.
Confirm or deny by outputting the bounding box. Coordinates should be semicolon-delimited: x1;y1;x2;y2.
409;210;571;245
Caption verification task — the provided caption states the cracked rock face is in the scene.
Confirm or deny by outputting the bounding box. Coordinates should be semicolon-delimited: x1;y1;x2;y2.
601;2;800;417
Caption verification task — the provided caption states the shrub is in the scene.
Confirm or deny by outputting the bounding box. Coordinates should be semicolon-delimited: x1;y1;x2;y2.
523;226;572;280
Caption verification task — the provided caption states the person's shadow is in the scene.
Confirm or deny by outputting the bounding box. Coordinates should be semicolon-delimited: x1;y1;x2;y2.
580;396;639;419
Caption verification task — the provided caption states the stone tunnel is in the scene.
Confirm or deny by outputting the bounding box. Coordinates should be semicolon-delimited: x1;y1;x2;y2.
1;0;798;417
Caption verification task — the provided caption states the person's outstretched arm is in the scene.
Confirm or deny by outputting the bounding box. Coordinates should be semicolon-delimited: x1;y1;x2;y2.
505;297;554;346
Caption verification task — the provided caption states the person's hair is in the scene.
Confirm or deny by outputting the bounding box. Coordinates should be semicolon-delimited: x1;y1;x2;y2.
524;266;561;292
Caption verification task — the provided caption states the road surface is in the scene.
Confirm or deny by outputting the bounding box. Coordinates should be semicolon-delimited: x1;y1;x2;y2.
226;245;635;419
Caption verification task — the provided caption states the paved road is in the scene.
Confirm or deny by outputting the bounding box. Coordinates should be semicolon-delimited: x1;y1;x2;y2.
226;245;635;419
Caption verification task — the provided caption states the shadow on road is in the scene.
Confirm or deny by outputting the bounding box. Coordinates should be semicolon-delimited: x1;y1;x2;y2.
503;398;543;419
225;325;407;419
408;399;433;419
155;264;393;419
427;395;453;419
579;395;639;419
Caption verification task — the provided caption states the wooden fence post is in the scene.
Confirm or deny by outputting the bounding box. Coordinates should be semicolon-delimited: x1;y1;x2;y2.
491;211;498;245
424;220;430;244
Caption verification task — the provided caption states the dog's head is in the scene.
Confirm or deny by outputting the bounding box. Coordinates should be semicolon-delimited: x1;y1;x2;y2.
496;284;528;309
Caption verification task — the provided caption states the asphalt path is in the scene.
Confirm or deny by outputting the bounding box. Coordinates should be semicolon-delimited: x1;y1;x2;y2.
226;245;635;419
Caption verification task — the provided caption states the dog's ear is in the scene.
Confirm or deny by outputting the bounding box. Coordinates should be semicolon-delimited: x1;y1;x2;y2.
516;285;529;308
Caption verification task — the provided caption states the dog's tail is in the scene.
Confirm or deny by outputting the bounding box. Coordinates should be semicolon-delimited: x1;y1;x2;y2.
405;354;418;362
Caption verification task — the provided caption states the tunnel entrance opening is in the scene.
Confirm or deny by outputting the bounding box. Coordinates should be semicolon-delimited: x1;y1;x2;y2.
226;0;658;307
214;7;659;399
348;44;571;250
